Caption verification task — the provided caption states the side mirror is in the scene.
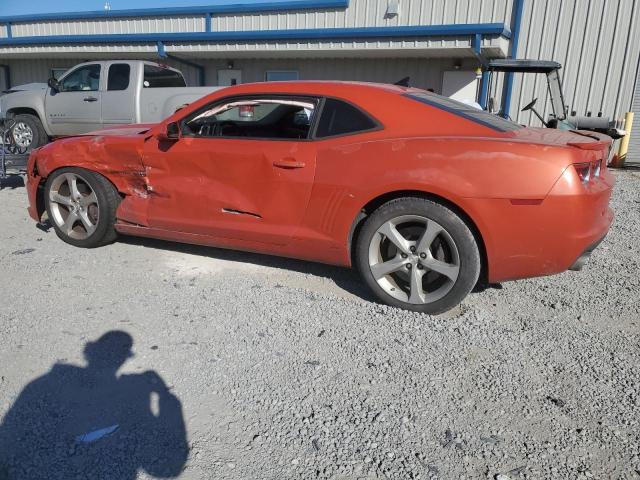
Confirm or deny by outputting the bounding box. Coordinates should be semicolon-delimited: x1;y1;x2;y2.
156;121;180;142
47;77;60;92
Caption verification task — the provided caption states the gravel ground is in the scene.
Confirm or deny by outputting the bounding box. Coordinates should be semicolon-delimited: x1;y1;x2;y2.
0;170;639;480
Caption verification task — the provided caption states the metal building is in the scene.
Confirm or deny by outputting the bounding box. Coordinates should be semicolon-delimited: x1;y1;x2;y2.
0;0;638;158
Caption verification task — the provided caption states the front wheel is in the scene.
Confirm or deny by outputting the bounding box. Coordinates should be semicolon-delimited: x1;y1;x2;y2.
12;114;48;151
44;168;120;248
356;198;481;314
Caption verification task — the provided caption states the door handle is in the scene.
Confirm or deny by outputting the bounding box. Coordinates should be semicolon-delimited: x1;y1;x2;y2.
83;96;98;102
272;158;305;169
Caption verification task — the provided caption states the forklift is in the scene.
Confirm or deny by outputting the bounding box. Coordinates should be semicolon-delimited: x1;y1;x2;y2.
484;59;626;139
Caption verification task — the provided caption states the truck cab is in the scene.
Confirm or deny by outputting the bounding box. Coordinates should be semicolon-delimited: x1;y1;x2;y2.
0;60;216;150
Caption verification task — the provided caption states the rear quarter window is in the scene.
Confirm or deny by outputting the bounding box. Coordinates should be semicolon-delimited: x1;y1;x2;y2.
405;92;522;133
315;98;379;138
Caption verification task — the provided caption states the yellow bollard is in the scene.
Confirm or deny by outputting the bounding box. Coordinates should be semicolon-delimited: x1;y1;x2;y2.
611;112;634;167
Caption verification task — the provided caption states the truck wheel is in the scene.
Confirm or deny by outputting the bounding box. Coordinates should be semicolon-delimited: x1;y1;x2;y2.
45;168;120;248
12;114;48;151
355;197;481;315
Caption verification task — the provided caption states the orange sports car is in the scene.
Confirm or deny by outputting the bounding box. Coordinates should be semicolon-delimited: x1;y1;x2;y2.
25;81;614;314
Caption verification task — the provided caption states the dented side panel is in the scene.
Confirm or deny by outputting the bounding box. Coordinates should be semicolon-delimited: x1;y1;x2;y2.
28;131;150;225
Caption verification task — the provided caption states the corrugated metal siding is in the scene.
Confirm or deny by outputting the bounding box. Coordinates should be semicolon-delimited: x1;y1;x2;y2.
628;62;640;163
213;0;513;30
165;37;478;54
10;17;205;36
6;58;86;85
511;0;640;126
2;56;479;91
199;57;479;90
0;37;511;58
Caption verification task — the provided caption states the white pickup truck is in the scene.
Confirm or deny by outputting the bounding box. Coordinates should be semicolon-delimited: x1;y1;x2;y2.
0;60;218;150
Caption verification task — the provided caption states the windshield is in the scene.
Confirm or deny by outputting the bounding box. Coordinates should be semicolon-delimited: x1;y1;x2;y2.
546;69;567;120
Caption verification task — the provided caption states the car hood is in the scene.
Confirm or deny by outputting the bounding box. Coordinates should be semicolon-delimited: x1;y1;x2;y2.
79;124;156;137
4;82;47;93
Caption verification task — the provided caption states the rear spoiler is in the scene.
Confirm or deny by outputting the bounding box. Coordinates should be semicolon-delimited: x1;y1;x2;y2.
567;141;610;150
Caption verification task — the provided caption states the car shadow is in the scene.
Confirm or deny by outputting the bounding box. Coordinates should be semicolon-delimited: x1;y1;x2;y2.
119;235;379;303
0;331;188;480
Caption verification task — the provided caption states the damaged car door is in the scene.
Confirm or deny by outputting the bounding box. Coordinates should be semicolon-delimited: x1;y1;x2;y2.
141;95;319;245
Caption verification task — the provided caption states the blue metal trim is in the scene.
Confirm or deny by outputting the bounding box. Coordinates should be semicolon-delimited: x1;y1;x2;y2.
205;13;212;33
156;41;167;58
479;71;490;109
502;0;525;118
0;23;511;46
5;23;11;39
472;33;481;53
0;64;10;89
0;0;348;24
473;34;489;109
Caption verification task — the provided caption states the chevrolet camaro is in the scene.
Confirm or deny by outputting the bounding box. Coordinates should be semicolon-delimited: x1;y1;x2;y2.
25;81;614;314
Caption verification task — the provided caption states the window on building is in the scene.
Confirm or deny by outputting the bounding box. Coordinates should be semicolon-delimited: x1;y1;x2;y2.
59;64;101;92
143;65;186;88
265;71;299;82
183;96;318;140
315;98;379;138
107;64;131;91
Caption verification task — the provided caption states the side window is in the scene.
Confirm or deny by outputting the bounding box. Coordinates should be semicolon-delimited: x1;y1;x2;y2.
107;64;130;91
183;97;318;140
143;65;186;88
59;64;101;92
315;98;378;138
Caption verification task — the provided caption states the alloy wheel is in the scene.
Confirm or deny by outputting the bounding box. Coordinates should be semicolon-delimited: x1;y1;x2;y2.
367;215;460;304
48;172;100;240
12;122;33;149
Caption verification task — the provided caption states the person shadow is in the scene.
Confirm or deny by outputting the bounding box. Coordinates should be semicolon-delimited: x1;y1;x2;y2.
0;331;188;480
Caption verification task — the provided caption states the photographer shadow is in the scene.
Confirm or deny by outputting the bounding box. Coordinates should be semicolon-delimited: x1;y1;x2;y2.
0;331;188;480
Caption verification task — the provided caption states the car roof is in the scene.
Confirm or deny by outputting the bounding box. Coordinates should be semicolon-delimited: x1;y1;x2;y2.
214;80;412;96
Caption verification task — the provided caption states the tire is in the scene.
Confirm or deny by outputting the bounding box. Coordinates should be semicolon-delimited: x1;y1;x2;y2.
12;114;48;151
44;167;120;248
355;197;481;315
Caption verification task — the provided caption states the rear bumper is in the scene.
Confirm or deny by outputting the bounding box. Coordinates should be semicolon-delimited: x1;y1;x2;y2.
568;235;606;271
469;167;614;283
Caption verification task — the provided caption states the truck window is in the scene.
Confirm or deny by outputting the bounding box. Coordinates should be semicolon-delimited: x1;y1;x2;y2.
107;64;130;91
59;64;101;92
143;65;186;88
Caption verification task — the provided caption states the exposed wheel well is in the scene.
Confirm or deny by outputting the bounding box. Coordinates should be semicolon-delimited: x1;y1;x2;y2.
348;190;489;286
7;108;41;120
34;166;123;222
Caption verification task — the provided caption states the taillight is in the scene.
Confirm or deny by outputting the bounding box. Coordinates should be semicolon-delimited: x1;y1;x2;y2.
573;162;591;183
573;159;602;184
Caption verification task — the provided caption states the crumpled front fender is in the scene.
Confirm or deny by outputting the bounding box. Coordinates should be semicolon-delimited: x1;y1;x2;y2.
30;134;151;226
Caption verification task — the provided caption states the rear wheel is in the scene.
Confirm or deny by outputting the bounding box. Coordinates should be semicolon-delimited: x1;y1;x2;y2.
44;168;120;248
356;197;481;314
